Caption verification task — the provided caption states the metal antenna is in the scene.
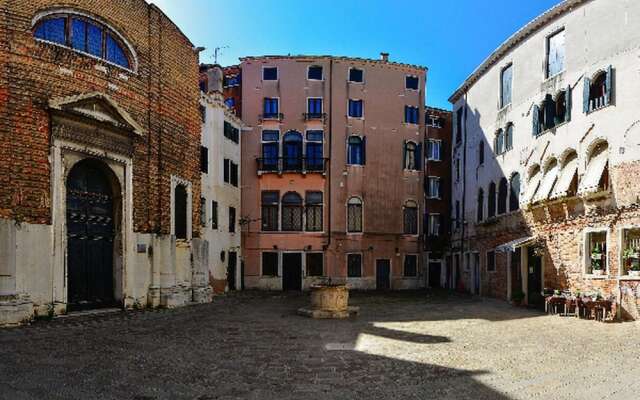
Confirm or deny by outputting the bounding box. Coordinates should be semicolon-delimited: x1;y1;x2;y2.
213;46;229;64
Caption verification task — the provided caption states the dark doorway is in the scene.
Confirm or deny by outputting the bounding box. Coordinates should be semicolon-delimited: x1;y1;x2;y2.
227;251;237;290
174;185;188;239
66;159;117;311
376;259;391;290
282;253;302;291
527;246;543;308
428;262;442;288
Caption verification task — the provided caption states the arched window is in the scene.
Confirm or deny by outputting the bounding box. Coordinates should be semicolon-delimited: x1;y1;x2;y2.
403;200;418;235
509;173;520;211
498;178;508;215
283;131;303;171
281;192;303;231
504;123;514;151
477;188;484;222
555;91;567;124
404;141;419;170
33;12;133;70
347;136;365;165
347;197;363;233
488;182;496;218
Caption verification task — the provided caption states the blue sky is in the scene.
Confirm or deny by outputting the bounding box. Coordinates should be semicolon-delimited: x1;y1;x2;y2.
152;0;561;110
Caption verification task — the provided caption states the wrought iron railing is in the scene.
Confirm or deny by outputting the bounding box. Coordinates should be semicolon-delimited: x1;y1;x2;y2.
256;157;329;174
303;112;327;121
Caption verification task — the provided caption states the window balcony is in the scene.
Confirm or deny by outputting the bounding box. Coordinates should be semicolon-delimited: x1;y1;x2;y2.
588;95;610;113
259;113;284;122
256;157;329;175
303;112;327;122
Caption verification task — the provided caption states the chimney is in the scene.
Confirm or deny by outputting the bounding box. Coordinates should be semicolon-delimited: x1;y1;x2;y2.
380;52;389;62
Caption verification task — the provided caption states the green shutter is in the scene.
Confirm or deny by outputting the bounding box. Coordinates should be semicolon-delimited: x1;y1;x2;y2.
583;76;591;113
532;104;540;136
565;85;572;122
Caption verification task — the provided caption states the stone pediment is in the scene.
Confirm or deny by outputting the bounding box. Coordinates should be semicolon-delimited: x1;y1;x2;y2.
49;92;145;136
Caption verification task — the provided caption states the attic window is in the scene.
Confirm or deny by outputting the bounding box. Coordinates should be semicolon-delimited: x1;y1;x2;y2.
33;12;133;70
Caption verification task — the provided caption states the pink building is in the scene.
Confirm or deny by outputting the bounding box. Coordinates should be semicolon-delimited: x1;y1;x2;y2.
240;54;427;290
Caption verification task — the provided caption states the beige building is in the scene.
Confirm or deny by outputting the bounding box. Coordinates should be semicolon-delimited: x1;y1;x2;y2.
239;54;427;291
450;0;640;319
200;65;244;293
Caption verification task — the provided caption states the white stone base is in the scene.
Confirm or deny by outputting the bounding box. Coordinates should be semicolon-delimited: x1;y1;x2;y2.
0;293;34;326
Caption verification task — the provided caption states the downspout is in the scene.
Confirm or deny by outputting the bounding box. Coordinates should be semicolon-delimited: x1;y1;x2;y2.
459;91;469;292
325;59;333;263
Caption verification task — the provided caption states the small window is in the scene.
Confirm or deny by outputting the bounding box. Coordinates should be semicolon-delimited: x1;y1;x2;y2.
200;146;208;173
427;140;441;161
307;98;323;116
586;231;607;274
261;130;280;172
501;64;513;108
348;68;364;83
347;136;365;166
427;177;440;199
347;197;363;233
262;252;279;276
405;76;419;90
546;29;565;78
263;67;278;80
486;250;496;272
200;197;207;227
306;253;324;277
347;254;362;277
228;207;236;233
305;192;323;232
403;200;418;235
404;255;418;277
348;99;363;118
211;200;218;229
428;214;441;237
224;121;240;144
263;98;279;118
281;192;303;231
261;191;279;231
308;65;323;80
404;106;419;124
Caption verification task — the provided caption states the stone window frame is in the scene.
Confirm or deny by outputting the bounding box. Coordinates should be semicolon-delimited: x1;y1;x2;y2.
583;227;610;278
617;226;640;279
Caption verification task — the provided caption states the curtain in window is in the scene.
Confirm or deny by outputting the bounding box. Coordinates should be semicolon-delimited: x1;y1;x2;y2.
281;192;303;231
261;192;279;231
347;197;363;232
305;192;323;232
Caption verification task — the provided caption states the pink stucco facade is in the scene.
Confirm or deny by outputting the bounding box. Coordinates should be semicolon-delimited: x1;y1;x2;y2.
240;55;427;290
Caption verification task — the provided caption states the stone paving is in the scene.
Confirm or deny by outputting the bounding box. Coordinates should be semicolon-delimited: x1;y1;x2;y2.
1;290;639;400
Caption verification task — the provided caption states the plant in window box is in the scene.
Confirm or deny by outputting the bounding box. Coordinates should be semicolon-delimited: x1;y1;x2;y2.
591;243;604;275
623;246;640;276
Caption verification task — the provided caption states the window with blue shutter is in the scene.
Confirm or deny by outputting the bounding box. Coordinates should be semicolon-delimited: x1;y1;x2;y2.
306;130;324;171
347;136;364;165
348;100;363;118
404;106;419;124
348;68;364;83
308;98;323;115
263;98;279;117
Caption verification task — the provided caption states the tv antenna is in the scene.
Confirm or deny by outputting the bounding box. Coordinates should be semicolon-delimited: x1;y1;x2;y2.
213;46;229;64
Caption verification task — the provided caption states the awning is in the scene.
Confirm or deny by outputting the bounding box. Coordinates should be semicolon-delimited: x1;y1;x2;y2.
495;236;537;253
523;170;542;204
533;162;559;203
578;150;608;195
551;157;578;199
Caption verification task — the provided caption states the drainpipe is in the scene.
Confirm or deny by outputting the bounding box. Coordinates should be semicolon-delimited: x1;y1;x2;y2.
326;59;333;272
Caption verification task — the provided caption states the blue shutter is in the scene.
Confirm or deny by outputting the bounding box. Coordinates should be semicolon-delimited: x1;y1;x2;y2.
532;104;540;136
565;85;572;122
605;65;613;106
583;77;591;113
416;143;422;171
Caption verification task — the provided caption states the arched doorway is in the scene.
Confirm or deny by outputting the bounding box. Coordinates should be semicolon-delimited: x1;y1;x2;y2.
66;159;119;311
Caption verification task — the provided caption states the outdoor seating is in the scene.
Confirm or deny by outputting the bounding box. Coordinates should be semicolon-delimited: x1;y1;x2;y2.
544;292;616;322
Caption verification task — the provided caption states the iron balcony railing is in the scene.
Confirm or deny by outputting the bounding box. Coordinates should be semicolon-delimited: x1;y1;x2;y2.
302;112;327;121
256;157;329;174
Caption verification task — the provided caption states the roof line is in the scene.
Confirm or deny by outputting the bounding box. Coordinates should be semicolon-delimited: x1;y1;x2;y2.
239;55;427;71
449;0;591;103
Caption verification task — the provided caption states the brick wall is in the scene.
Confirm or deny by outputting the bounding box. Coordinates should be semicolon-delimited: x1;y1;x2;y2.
0;0;201;236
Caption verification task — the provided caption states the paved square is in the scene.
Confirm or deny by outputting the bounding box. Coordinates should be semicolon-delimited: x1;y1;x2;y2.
1;291;639;399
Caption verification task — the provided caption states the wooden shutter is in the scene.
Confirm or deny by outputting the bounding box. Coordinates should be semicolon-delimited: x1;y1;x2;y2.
543;94;555;129
605;65;613;105
583;76;591;113
565;85;572;122
532;104;540;136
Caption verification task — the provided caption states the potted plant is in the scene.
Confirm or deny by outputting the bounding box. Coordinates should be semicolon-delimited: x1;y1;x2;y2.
511;290;525;306
591;243;604;275
623;246;640;276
